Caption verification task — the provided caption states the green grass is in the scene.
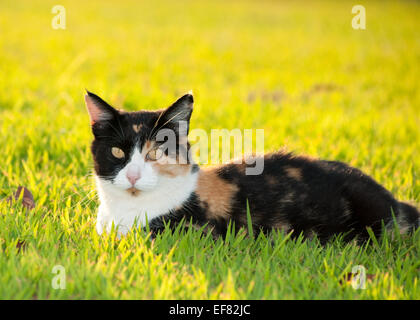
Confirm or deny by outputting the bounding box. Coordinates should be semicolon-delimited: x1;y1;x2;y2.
0;0;419;299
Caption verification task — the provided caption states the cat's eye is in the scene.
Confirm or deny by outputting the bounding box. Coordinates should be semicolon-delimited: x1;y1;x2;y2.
111;147;125;159
146;148;163;161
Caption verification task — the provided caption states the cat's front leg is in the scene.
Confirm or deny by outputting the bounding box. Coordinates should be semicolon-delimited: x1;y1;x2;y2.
96;219;104;235
95;204;109;235
146;213;186;238
96;205;131;236
97;217;132;237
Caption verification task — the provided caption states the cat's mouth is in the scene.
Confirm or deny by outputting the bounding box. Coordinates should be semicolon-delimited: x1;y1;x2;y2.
126;187;141;196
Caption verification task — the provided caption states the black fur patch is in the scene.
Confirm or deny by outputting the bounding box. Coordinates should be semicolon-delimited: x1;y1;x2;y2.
150;152;420;242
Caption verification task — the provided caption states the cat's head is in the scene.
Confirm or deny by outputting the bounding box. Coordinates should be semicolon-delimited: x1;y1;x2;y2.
85;91;197;196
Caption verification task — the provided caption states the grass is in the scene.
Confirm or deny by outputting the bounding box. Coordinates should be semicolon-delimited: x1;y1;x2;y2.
0;0;419;299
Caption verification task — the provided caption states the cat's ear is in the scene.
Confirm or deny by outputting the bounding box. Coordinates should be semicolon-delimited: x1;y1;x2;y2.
155;92;194;136
84;90;118;125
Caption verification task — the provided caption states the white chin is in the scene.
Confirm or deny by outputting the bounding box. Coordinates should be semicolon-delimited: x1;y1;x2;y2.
135;184;157;192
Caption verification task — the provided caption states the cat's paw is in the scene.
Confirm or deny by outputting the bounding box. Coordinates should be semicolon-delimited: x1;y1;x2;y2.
95;220;104;235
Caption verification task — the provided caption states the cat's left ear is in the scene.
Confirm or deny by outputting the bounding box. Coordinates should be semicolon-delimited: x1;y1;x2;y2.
155;92;194;136
84;90;118;125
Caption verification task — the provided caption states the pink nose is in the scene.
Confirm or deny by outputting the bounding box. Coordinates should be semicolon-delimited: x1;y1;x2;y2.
126;165;141;186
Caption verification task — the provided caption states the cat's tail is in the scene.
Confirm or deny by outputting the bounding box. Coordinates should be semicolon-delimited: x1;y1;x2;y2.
389;201;420;234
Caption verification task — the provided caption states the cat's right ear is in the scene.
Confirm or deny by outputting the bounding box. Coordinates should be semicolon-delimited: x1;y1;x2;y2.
84;91;117;125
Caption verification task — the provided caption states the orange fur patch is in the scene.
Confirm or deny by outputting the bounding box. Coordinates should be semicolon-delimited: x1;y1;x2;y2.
266;175;277;186
196;168;238;220
133;124;143;133
142;139;192;177
272;221;292;233
152;163;191;177
126;187;141;196
145;140;152;149
285;166;303;181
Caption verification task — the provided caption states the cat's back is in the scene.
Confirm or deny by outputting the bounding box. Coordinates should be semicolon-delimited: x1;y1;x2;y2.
194;151;408;240
195;152;345;230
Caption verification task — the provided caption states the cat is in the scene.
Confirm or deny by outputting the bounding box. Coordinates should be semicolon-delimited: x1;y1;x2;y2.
85;90;419;242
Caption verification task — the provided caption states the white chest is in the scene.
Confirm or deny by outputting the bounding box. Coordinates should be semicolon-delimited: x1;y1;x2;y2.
94;173;198;235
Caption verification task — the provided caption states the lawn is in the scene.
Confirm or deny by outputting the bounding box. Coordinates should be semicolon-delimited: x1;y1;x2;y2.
0;0;419;299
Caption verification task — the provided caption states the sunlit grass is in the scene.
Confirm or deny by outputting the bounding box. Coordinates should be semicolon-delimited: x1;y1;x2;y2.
0;0;419;299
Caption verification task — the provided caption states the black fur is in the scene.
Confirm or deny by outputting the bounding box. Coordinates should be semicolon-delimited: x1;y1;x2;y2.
151;153;419;242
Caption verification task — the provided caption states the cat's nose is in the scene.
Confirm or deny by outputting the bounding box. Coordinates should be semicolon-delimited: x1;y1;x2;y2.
126;165;141;186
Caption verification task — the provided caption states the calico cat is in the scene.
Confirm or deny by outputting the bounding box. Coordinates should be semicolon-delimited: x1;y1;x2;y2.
85;90;419;242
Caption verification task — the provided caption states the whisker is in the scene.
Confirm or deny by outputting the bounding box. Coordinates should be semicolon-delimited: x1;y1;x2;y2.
149;111;183;141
